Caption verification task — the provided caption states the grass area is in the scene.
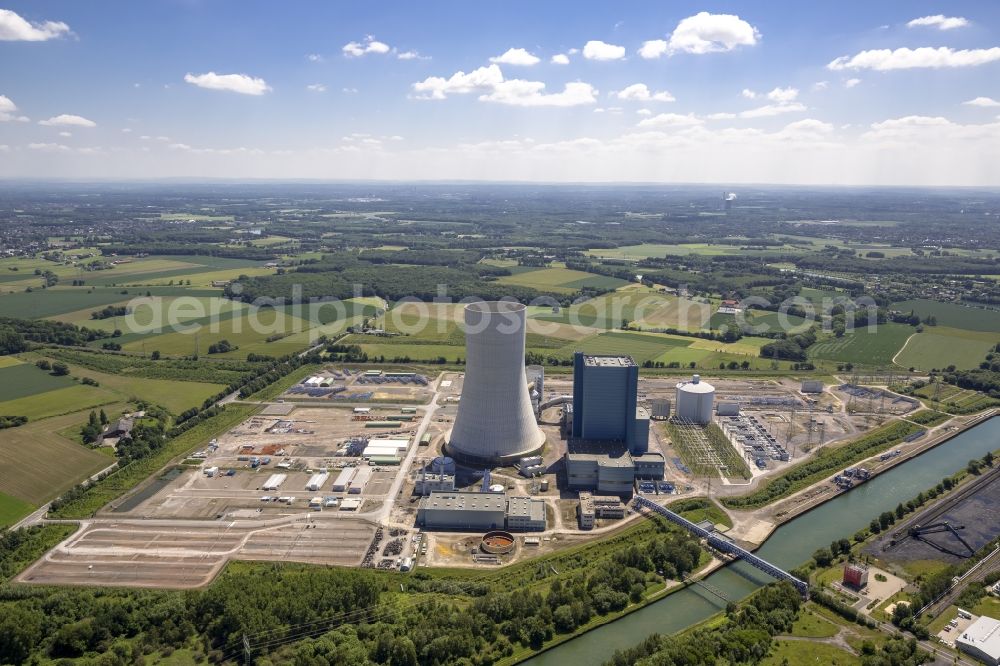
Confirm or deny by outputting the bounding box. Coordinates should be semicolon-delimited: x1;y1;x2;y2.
893;299;1000;333
0;285;221;318
559;330;691;364
762;639;859;665
48;295;243;332
0;491;35;528
586;242;763;259
49;404;259;518
0;362;76;401
0;408;118;506
909;382;1000;415
905;409;950;427
0;384;118;421
245;363;322;402
497;266;628;294
808;324;915;366
667;497;734;529
787;608;840;638
0;356;24;368
722;420;923;509
894;326;1000;371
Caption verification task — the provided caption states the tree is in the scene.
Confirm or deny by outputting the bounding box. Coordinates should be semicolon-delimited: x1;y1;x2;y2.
51;361;70;376
151;350;161;360
35;359;51;370
812;547;833;567
99;409;108;425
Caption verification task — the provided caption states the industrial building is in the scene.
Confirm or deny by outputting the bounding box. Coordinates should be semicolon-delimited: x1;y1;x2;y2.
578;491;626;529
572;353;649;455
332;467;355;492
675;375;715;424
564;440;665;494
526;364;544;416
447;301;546;464
957;616;1000;665
842;563;869;589
414;472;455;495
416;491;547;531
801;380;824;394
349;466;372;494
716;401;740;416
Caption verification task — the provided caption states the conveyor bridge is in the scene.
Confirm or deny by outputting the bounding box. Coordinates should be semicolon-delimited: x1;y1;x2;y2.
633;495;810;599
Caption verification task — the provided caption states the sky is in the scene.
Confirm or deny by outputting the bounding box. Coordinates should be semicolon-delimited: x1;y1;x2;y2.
1;1;999;185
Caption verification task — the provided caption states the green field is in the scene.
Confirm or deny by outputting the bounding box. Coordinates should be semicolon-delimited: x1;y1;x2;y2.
808;324;914;366
532;288;681;330
0;384;117;421
29;353;225;414
498;266;628;294
894;326;1000;370
558;331;691;364
0;409;116;506
0;491;35;529
0;363;76;401
0;285;222;319
761;639;859;665
893;299;1000;332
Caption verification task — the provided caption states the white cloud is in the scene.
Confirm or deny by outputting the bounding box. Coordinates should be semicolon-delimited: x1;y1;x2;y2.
490;47;540;66
907;15;969;30
343;87;358;94
638;40;668;59
184;72;271;95
0;144;7;152
121;128;132;133
829;47;1000;71
741;88;757;99
740;102;806;118
615;83;674;102
0;94;28;122
551;53;571;65
813;81;829;91
845;78;861;89
306;83;327;92
413;65;505;100
636;108;652;116
964;97;1000;107
343;36;390;57
58;131;71;137
780;119;834;135
39;114;96;127
0;8;70;41
397;50;428;60
582;40;625;61
662;12;760;55
306;54;324;62
413;65;595;107
766;87;798;103
707;112;737;120
637;112;703;128
28;142;70;152
480;80;598;107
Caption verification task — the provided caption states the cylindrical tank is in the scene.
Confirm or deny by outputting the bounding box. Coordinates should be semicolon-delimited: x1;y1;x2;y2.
429;456;456;475
448;301;545;464
675;374;715;424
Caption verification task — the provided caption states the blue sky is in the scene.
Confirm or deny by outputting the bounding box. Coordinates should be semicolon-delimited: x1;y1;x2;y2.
1;1;999;184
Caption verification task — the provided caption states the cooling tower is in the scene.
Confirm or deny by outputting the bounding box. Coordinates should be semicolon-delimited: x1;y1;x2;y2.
447;301;545;465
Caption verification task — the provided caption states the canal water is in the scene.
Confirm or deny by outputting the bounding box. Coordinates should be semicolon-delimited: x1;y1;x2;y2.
523;416;1000;666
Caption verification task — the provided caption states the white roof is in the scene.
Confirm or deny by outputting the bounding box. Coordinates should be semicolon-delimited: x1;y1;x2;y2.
677;377;715;394
958;616;1000;660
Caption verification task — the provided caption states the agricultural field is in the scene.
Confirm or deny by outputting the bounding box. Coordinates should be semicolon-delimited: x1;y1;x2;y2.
80;255;270;287
26;352;226;415
585;243;750;259
893;299;1000;333
0;285;221;319
530;287;688;330
894;326;1000;370
909;382;1000;414
497;265;628;294
0;492;36;529
48;295;245;334
807;323;915;366
0;362;76;401
0;384;118;421
0;409;117;507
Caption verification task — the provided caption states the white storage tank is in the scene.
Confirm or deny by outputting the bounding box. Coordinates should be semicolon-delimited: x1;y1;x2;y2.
675;375;715;424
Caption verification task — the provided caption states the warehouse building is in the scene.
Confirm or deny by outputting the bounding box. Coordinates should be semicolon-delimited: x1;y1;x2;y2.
956;615;1000;666
416;492;547;531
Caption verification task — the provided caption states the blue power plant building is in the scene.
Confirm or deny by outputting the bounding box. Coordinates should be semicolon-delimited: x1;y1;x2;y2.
572;352;649;454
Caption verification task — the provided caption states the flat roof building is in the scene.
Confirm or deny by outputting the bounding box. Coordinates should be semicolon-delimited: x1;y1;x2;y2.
416;492;547;531
957;616;1000;666
505;496;546;532
572;353;648;455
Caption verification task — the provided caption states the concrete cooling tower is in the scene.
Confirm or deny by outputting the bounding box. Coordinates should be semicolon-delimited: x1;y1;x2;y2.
447;301;545;465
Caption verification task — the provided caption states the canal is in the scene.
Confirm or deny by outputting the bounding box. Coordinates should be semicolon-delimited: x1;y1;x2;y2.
523;416;1000;666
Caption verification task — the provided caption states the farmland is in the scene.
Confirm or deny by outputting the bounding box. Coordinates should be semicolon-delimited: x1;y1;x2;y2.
0;384;118;421
497;265;628;294
0;409;116;507
807;323;914;366
893;299;1000;332
0;492;35;529
894;326;1000;371
0;285;222;319
0;362;76;401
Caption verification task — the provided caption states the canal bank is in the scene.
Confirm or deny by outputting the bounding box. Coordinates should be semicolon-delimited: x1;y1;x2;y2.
520;414;1000;666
